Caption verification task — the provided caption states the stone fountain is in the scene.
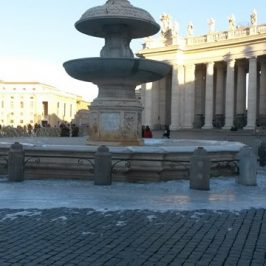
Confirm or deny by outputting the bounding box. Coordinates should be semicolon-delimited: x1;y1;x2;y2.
64;0;171;145
0;0;246;183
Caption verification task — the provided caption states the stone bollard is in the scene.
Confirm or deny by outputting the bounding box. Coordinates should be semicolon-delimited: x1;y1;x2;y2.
94;145;112;186
190;147;210;190
258;141;266;167
237;146;257;186
8;142;25;182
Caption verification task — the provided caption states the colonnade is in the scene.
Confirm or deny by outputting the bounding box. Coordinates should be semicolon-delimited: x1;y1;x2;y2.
142;56;266;130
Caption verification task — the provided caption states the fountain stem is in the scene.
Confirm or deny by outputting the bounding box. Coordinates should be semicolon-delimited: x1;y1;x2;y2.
100;24;134;58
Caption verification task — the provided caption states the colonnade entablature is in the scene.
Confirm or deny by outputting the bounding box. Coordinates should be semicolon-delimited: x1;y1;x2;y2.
138;10;266;131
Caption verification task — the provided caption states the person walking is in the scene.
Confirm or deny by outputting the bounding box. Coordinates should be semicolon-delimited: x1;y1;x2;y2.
143;126;153;138
162;125;170;138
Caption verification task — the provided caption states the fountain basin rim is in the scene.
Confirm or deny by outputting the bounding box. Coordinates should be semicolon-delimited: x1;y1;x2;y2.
63;57;171;84
75;16;160;38
0;139;246;153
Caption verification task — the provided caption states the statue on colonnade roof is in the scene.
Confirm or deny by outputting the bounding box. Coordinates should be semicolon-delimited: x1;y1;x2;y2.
250;9;257;26
228;14;236;31
208;18;216;33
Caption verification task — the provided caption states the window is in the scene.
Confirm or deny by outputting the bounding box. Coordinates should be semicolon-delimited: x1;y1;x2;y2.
20;120;23;124
1;101;3;108
30;101;34;108
10;101;14;109
20;101;24;108
10;120;14;124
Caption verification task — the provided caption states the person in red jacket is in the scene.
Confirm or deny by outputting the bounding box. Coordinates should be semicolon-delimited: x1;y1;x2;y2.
143;126;153;138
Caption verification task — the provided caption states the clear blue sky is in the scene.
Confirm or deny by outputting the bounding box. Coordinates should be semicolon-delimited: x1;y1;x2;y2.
0;0;265;100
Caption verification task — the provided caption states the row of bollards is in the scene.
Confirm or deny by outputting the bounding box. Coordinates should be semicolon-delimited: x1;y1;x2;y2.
189;146;257;190
7;143;258;189
189;147;210;190
8;142;24;182
7;142;113;185
94;145;112;185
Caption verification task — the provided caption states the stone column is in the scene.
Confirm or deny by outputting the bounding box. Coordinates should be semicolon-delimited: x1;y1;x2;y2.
152;81;160;129
159;78;167;127
235;61;247;128
259;59;266;125
245;57;257;129
184;64;196;128
171;64;184;130
194;66;205;128
223;59;236;129
236;61;246;114
203;62;214;129
142;82;160;129
214;63;225;128
143;83;153;127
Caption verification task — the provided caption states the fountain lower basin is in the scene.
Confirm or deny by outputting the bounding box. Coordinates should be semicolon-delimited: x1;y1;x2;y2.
0;138;245;182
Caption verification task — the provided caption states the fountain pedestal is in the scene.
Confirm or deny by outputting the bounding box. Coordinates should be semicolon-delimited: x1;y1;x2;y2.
89;98;143;145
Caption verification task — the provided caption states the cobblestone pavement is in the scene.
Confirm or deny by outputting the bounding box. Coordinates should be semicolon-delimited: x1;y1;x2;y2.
1;130;266;265
0;208;265;265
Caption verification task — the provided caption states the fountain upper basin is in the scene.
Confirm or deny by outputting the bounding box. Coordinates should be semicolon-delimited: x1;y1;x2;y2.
63;57;171;84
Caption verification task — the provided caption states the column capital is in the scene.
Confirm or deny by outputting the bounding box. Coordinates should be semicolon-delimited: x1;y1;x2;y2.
226;59;236;67
184;64;195;70
206;62;214;75
205;61;215;66
248;56;257;61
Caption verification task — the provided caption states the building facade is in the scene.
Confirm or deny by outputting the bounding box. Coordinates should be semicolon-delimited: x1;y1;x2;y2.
0;81;89;127
138;10;266;130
